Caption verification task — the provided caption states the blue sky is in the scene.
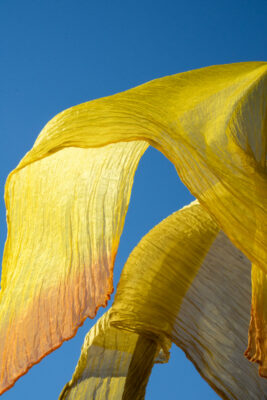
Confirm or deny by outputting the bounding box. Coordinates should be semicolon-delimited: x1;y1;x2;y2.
0;0;266;398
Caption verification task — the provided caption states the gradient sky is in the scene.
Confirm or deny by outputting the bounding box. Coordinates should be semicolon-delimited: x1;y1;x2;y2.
0;1;266;398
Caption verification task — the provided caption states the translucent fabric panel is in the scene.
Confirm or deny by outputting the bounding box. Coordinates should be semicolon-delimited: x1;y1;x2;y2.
110;201;219;340
0;141;147;394
1;62;267;393
60;202;217;398
173;232;267;399
109;203;267;399
59;310;166;400
13;63;267;371
16;62;267;272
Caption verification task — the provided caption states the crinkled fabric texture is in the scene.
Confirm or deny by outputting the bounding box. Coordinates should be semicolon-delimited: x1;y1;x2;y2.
173;233;267;400
18;62;267;271
111;202;267;399
0;142;147;394
59;310;168;400
245;264;267;378
63;201;267;399
110;201;219;340
59;201;215;400
0;62;266;395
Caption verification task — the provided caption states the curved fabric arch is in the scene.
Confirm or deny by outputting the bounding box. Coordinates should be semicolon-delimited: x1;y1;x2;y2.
60;201;267;399
109;202;267;398
0;62;266;394
10;62;267;270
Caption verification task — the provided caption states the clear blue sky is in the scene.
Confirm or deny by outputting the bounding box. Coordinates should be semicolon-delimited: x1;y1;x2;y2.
0;1;266;398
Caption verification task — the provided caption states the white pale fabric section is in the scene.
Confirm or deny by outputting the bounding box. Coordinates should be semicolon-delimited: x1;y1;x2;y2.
173;231;267;400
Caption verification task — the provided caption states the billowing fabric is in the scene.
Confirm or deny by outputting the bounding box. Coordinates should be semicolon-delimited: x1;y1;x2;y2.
59;310;168;400
59;201;216;400
16;62;267;271
110;201;219;340
110;203;267;399
0;62;267;394
62;201;267;399
0;142;147;394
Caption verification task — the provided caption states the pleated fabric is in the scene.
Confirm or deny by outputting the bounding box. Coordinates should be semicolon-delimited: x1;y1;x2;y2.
1;62;267;394
59;310;168;400
0;142;147;394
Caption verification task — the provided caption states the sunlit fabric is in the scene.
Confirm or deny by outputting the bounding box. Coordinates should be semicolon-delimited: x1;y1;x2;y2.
110;201;219;338
0;62;266;394
174;235;267;400
245;264;267;378
17;62;267;271
59;310;169;400
110;202;267;399
63;201;267;399
59;200;215;400
0;142;147;394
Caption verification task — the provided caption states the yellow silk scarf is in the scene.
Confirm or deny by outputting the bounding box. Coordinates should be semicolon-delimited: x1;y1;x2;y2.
0;62;266;398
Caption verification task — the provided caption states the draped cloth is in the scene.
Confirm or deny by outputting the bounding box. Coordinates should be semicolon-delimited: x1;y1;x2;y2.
0;62;266;396
60;202;267;400
59;310;169;400
0;142;148;394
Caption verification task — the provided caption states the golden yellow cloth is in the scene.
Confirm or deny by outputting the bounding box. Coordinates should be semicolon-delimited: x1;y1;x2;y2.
59;310;169;400
61;201;267;399
110;201;267;399
0;142;147;394
59;201;217;399
0;62;266;395
17;61;267;270
245;264;267;378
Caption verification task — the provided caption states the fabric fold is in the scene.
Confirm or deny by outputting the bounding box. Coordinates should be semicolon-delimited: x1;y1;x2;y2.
59;310;167;400
59;201;217;398
15;62;267;271
245;264;267;378
109;202;267;399
171;232;267;399
110;201;219;341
